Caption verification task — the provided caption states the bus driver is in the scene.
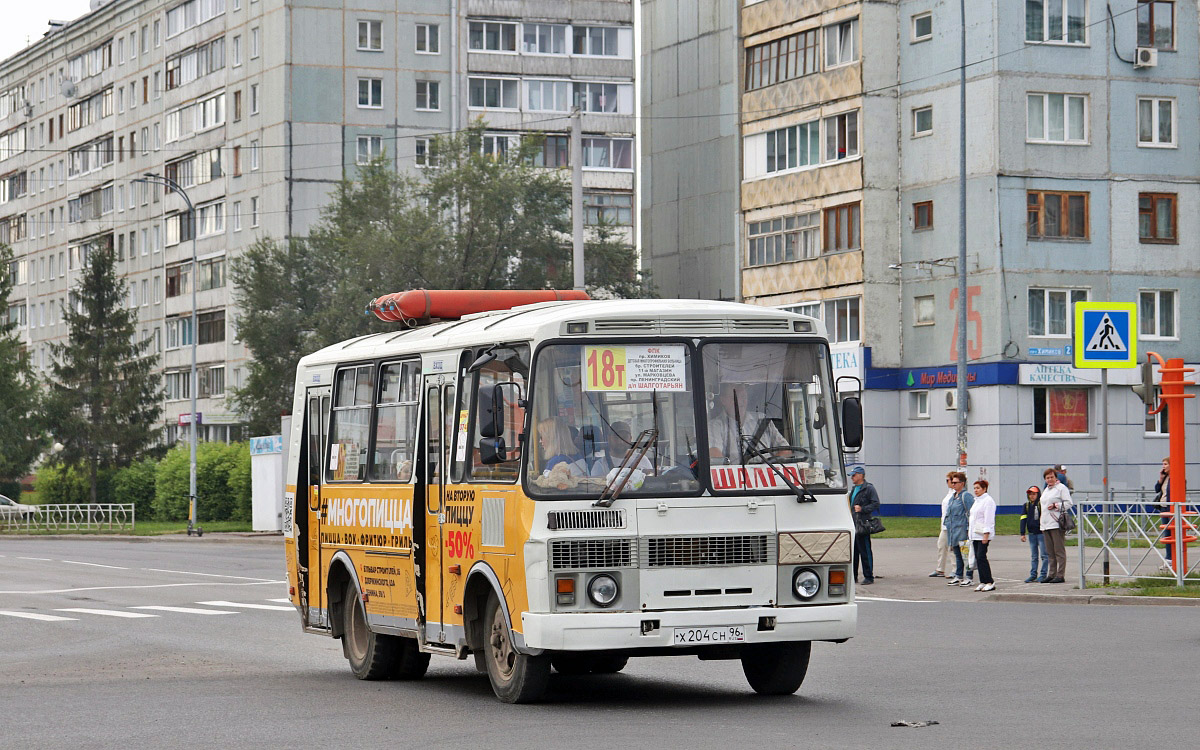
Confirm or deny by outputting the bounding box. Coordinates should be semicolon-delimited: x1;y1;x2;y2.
708;383;786;464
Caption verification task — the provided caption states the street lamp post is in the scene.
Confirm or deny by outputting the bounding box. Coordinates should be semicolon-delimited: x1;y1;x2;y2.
137;172;199;535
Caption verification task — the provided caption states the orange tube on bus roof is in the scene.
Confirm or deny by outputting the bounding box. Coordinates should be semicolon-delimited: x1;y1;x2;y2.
367;289;589;323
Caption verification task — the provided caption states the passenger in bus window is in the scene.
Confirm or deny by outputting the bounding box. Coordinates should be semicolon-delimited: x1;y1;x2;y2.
590;421;652;476
708;383;786;463
537;416;587;477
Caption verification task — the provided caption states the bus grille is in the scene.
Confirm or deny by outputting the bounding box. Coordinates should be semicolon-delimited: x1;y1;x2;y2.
641;534;774;568
550;539;637;570
547;509;626;531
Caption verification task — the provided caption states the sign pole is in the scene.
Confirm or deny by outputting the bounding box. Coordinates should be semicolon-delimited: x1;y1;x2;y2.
1101;368;1109;585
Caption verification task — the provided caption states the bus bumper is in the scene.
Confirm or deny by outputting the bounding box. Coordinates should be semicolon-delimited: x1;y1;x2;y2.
519;603;856;651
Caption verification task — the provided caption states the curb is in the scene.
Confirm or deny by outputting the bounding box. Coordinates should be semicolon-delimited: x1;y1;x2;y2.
987;592;1200;606
0;532;284;544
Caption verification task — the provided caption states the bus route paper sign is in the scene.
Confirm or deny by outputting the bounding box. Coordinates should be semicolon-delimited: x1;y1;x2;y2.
1073;302;1137;369
583;344;688;391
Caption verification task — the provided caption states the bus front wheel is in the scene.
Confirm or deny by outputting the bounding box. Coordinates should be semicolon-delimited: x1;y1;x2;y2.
740;641;811;695
483;592;550;703
342;581;396;680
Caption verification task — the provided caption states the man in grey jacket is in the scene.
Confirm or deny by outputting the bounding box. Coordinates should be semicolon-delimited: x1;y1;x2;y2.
849;466;881;585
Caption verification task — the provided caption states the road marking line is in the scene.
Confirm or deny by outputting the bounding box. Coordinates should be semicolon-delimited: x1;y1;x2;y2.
197;600;294;611
55;608;159;618
18;556;52;561
0;580;285;595
856;596;938;603
130;606;237;615
0;610;78;621
144;568;278;582
266;598;291;603
61;560;129;570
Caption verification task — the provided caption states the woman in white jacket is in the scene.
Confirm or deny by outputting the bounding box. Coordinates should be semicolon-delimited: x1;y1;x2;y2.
1039;467;1074;584
968;479;997;592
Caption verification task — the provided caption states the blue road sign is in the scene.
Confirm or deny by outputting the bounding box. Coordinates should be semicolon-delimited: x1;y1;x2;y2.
1074;302;1137;369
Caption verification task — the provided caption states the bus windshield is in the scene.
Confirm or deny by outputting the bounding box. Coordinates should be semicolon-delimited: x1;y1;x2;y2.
525;342;702;498
700;341;845;494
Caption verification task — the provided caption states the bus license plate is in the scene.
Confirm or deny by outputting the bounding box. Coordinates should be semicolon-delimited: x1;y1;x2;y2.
672;626;746;645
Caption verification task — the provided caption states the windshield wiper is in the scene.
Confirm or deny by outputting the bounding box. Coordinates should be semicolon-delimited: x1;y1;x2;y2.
594;428;657;508
738;433;818;504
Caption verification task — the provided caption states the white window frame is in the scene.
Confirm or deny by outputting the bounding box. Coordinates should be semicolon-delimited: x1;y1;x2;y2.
1028;286;1088;338
415;137;436;168
1137;96;1176;148
467;77;519;110
523;23;568;55
1033;386;1092;437
1138;289;1178;340
824;295;862;344
914;294;935;326
1026;92;1089;145
1026;0;1089;45
250;84;259;115
912;106;933;137
416;24;440;54
911;12;933;42
357;78;383;109
232;200;242;231
250;139;260;171
823;109;860;162
250;27;260;59
357;20;383;52
581;137;634;171
468;20;518;53
356;135;383;165
910;390;930;419
525;79;572;112
416;80;440;112
824;18;859;69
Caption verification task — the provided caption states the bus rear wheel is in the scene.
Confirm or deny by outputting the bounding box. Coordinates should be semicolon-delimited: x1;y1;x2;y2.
740;641;811;695
483;592;549;703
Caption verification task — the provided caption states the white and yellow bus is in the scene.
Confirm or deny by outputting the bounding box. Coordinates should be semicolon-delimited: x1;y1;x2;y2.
283;291;864;703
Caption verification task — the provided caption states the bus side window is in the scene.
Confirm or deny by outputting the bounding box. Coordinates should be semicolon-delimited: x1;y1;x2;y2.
370;360;420;482
329;365;373;482
470;344;529;482
450;356;472;483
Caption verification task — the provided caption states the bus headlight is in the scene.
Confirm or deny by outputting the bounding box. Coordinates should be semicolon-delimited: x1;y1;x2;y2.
587;574;619;607
792;568;821;600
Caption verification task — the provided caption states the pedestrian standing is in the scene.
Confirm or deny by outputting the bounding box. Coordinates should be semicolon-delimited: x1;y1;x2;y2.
1039;466;1073;583
969;479;996;592
1154;457;1172;571
929;472;956;577
1020;485;1049;582
1053;464;1074;491
943;472;974;586
848;466;880;586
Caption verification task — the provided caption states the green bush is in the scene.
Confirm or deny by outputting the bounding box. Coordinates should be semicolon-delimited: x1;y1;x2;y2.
112;459;158;521
37;464;116;505
0;479;22;501
154;442;253;522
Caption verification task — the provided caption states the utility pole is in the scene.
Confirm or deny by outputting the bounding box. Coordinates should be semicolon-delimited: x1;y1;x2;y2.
571;106;585;291
956;0;968;468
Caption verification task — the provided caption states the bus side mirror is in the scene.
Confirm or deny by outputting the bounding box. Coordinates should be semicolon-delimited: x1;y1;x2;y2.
479;386;504;439
840;396;863;450
480;436;508;464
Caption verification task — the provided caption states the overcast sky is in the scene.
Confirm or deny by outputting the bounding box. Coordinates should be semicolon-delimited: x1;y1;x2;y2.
2;3;94;66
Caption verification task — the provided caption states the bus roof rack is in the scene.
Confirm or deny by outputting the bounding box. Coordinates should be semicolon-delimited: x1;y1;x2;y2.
365;289;590;325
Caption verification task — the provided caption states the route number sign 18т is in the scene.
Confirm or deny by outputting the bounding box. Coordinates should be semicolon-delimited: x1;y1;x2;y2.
1074;302;1137;369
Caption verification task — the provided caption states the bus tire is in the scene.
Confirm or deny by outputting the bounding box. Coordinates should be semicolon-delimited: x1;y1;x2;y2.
342;580;397;680
550;653;593;675
389;637;431;680
740;641;811;695
589;655;628;674
483;592;549;703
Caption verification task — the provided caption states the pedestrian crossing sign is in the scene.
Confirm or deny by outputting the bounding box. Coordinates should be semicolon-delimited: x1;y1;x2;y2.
1073;302;1137;368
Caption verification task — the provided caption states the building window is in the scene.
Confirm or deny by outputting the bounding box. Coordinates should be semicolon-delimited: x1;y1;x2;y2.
912;106;933;136
824;18;858;68
232;35;241;66
468;77;518;109
1139;289;1176;339
824;110;859;161
357;135;383;164
530;134;569;168
357;20;382;51
416;81;440;111
1137;97;1175;147
747;212;819;267
573;25;623;56
232;201;242;230
523;23;567;54
581;137;633;170
165;370;191;400
913;200;933;231
912;12;933;42
573;81;631;113
198;257;225;291
201;366;225;398
1028;287;1088;337
1137;1;1175;50
1026;0;1087;44
824;297;861;344
197;309;226;344
744;28;819;91
526;79;571;112
1146;403;1169;434
914;295;935;325
1027;93;1088;144
415;137;437;167
250;140;260;170
582;192;633;226
765;121;819;173
250;84;259;115
357;78;382;108
481;134;512;158
1027;190;1089;240
250;196;259;227
251;27;260;58
416;24;439;54
165;317;192;350
1138;193;1176;243
468;21;517;52
910;390;930;419
1033;387;1090;435
233;90;242;121
824;202;861;252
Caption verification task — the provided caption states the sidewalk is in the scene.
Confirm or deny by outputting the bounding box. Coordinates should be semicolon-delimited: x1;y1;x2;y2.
862;536;1200;606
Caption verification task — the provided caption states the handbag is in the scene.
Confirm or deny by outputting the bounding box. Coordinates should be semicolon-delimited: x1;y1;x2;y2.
867;516;886;535
1057;506;1076;533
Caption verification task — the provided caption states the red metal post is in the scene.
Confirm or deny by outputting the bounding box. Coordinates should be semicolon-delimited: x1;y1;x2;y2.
1151;355;1196;572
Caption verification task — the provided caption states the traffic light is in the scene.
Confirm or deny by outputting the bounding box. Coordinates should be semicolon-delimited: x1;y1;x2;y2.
1131;359;1157;409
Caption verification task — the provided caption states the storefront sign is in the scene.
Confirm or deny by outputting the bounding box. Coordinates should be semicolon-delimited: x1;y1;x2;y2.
830;344;863;390
250;435;284;455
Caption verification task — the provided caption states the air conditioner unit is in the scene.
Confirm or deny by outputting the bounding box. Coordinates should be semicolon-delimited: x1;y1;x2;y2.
945;390;970;411
1135;47;1158;68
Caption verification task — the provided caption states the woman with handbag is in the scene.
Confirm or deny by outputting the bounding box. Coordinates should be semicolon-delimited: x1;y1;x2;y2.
968;479;997;591
1039;466;1074;583
849;466;881;585
943;472;974;586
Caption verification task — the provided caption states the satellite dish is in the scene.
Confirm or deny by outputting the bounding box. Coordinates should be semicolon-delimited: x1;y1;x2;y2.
60;79;77;99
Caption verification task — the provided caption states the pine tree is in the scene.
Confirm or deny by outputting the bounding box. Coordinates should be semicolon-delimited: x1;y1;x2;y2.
46;242;162;504
0;244;47;486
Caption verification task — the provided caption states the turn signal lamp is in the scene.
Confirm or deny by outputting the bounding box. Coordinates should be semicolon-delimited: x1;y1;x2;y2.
556;577;575;606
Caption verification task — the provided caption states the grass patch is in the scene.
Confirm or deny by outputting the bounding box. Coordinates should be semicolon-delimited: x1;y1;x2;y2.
873;515;1023;539
0;520;253;536
1087;575;1200;597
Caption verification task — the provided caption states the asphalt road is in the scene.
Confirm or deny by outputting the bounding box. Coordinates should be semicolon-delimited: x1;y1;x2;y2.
0;536;1192;750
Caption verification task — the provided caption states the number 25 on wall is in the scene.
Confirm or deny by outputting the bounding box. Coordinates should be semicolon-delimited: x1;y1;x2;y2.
949;285;983;361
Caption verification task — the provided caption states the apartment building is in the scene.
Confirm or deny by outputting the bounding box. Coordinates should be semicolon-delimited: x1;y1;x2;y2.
0;0;635;443
643;0;1199;510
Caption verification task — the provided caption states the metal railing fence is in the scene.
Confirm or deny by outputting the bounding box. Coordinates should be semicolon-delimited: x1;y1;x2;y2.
1074;489;1199;588
0;503;136;533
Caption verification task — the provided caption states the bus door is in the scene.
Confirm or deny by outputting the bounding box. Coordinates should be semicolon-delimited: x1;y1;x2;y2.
302;386;331;629
422;374;453;642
